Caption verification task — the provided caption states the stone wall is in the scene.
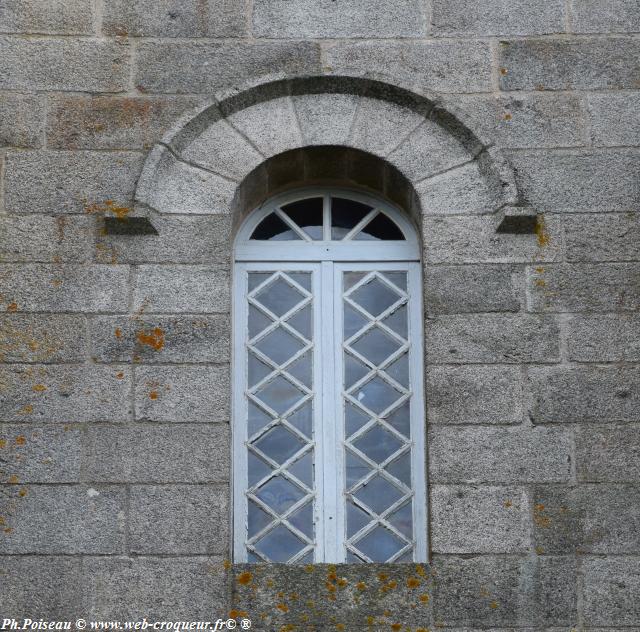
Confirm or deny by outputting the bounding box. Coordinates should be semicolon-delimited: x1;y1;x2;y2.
1;0;639;628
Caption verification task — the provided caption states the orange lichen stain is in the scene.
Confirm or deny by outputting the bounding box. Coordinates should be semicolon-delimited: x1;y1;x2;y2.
417;628;430;632
533;503;551;527
276;603;288;613
391;625;402;632
237;571;253;585
277;591;285;599
136;327;165;351
0;439;6;449
327;571;338;581
63;424;71;432
407;576;421;589
325;582;336;593
18;488;27;497
500;67;508;75
266;578;274;588
223;559;232;570
228;610;247;619
415;564;426;577
7;303;18;312
32;384;47;392
85;200;131;220
18;405;33;415
51;279;63;288
149;390;159;400
336;577;348;588
535;279;546;287
419;593;430;604
377;572;389;582
535;545;545;555
382;610;391;618
535;215;550;247
503;112;512;121
479;587;490;597
504;499;513;508
4;528;12;534
279;626;295;632
356;581;367;591
0;517;5;525
8;475;19;484
535;266;545;273
114;328;123;339
336;625;345;631
366;616;375;626
489;601;499;609
15;436;26;446
115;371;125;380
381;579;397;593
304;563;314;573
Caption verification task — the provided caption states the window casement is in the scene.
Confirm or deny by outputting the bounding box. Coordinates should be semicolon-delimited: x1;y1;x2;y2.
232;188;427;564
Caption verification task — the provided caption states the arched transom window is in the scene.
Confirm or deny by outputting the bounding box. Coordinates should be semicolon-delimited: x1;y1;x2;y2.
233;188;426;563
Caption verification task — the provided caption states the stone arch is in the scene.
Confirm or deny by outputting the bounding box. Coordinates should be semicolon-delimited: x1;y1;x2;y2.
135;76;522;227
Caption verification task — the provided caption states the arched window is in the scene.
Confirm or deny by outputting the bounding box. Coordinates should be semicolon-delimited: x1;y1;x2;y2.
233;188;426;563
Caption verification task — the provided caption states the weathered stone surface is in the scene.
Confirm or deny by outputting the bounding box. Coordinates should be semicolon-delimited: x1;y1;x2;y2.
387;119;474;181
47;95;203;150
0;484;125;553
254;0;426;37
588;94;640;147
423;215;562;264
431;555;522;625
0;264;129;313
0;37;129;92
96;215;232;265
0;364;131;423
429;426;572;483
5;150;143;214
83;424;229;483
293;93;359;146
509;149;640;213
0;314;86;363
431;485;528;553
133;265;230;314
426;314;560;364
0;556;82;619
0;93;43;148
571;0;640;33
180;118;265;181
0;0;93;34
529;366;640;424
82;556;228;620
432;0;565;36
524;556;578;625
583;557;640;625
576;424;640;482
528;263;640;312
325;42;493;94
0;424;82;483
348;98;425;158
565;212;640;262
533;484;640;554
451;93;585;148
424;264;520;314
0;215;92;263
426;365;522;425
90;315;230;363
567;314;640;361
230;563;435;629
136;146;236;215
136;42;321;94
130;485;229;554
499;38;640;90
135;365;229;422
104;0;246;37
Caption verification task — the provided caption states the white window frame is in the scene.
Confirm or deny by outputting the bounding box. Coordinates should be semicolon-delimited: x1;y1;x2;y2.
232;187;427;563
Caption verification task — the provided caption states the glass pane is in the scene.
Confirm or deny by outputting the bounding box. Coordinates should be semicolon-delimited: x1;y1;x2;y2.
386;401;411;438
254;327;304;366
350;277;400;317
248;499;272;538
281;198;324;240
385;352;409;388
344;271;367;290
396;550;413;562
248;452;272;487
346;450;371;489
254;425;305;464
343;304;368;340
331;197;373;240
248;304;272;340
288;451;313;488
351;327;401;367
347;501;371;538
254;375;304;416
353;212;404;241
385;452;412;486
287;305;312;339
288;501;314;539
248;352;272;387
251;212;301;241
299;551;314;564
254;277;305;317
353;424;403;463
248;402;273;437
288;403;312;438
248;551;261;563
256;475;305;514
287;352;312;388
345;353;370;389
345;403;369;438
388;502;413;539
354;525;405;561
383;305;408;339
383;272;407;291
354;474;404;515
248;272;273;292
287;272;312;292
254;524;305;562
353;376;402;415
346;551;363;563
